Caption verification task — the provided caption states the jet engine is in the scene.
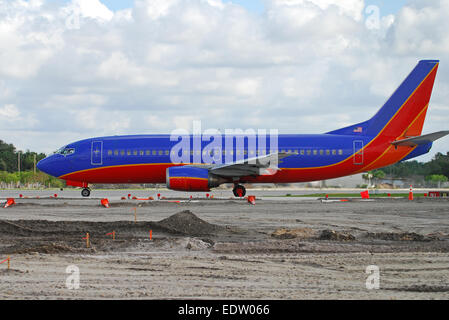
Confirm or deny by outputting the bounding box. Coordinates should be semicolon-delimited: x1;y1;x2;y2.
166;166;225;191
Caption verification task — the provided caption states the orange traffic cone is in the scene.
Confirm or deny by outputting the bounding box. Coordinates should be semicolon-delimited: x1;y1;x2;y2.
360;190;369;199
408;185;414;201
3;198;15;208
247;195;256;205
100;198;110;208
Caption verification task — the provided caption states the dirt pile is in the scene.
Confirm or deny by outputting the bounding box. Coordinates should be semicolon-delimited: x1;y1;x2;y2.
271;228;316;239
0;220;35;236
319;230;355;241
9;243;76;254
156;210;225;236
364;232;432;241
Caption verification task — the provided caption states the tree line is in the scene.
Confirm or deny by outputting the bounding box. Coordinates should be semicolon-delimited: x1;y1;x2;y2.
0;139;46;172
378;152;449;181
0;139;64;188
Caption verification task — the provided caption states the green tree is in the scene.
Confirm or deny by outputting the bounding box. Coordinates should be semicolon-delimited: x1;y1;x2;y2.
425;174;448;188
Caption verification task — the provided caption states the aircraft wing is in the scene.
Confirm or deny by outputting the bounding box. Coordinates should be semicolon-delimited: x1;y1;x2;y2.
391;131;449;147
189;152;294;177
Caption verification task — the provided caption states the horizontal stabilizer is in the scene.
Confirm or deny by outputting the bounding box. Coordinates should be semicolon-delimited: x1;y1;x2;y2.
391;131;449;147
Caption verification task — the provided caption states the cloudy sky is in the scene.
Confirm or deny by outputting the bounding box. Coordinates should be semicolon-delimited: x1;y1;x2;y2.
1;0;448;162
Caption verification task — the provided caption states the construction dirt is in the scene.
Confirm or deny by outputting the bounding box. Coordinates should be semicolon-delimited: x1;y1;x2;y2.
1;194;449;299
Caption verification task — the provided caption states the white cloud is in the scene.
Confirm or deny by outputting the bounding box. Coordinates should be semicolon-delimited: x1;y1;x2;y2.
0;0;448;161
0;104;20;118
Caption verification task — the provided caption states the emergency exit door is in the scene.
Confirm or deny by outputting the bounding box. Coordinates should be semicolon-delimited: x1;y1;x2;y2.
353;140;364;165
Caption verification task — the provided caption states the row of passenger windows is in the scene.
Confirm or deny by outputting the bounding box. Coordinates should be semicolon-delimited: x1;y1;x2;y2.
106;149;344;157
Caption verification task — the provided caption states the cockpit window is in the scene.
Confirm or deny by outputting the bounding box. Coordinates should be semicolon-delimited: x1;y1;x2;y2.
53;146;75;156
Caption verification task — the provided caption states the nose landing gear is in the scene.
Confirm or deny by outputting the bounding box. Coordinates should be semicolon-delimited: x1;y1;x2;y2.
81;188;91;197
232;184;246;198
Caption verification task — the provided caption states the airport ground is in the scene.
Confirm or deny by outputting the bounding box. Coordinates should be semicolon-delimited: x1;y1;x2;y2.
0;188;449;299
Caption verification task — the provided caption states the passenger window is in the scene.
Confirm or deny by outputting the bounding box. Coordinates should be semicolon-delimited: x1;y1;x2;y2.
127;150;131;156
306;150;311;156
332;150;336;155
313;150;317;155
120;150;125;156
165;150;169;155
158;150;163;155
326;150;330;155
146;150;150;156
300;150;305;155
133;150;138;156
140;150;144;156
114;150;119;156
107;150;112;156
152;150;156;155
338;149;343;155
319;150;324;155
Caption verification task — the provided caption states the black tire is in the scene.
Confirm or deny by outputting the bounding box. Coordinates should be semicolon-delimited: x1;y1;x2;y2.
81;188;91;197
232;185;246;198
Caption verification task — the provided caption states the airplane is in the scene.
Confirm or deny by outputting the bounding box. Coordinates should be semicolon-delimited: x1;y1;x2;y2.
37;60;449;197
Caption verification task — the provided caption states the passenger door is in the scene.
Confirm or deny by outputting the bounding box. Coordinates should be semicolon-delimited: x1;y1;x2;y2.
91;141;103;165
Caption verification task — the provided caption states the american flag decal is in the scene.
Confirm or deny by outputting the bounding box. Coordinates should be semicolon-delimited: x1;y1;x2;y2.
353;127;363;133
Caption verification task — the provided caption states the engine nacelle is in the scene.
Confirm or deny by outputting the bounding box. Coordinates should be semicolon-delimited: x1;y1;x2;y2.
166;166;224;192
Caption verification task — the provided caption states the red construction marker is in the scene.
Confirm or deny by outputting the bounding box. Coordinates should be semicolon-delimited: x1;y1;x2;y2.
4;198;15;208
106;231;116;240
149;230;152;240
82;233;90;248
0;256;10;265
360;190;370;199
247;195;256;205
100;198;110;208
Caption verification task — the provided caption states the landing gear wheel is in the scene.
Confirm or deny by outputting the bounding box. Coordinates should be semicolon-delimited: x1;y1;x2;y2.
232;184;246;198
81;188;91;197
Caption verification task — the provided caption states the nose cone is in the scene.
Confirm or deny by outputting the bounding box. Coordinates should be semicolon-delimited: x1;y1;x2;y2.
37;154;74;177
37;156;52;175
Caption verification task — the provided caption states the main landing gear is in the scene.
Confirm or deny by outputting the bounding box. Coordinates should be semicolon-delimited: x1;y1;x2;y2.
232;184;246;198
81;188;91;197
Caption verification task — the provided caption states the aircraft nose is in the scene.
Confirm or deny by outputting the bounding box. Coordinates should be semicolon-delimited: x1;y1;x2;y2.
37;157;51;175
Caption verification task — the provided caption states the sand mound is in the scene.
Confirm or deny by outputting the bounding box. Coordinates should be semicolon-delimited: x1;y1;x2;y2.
271;228;316;239
319;230;355;241
0;220;35;235
157;210;225;236
11;243;76;254
364;232;430;241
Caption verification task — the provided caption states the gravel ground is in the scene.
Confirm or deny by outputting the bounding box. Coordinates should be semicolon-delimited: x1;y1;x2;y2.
1;191;449;299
